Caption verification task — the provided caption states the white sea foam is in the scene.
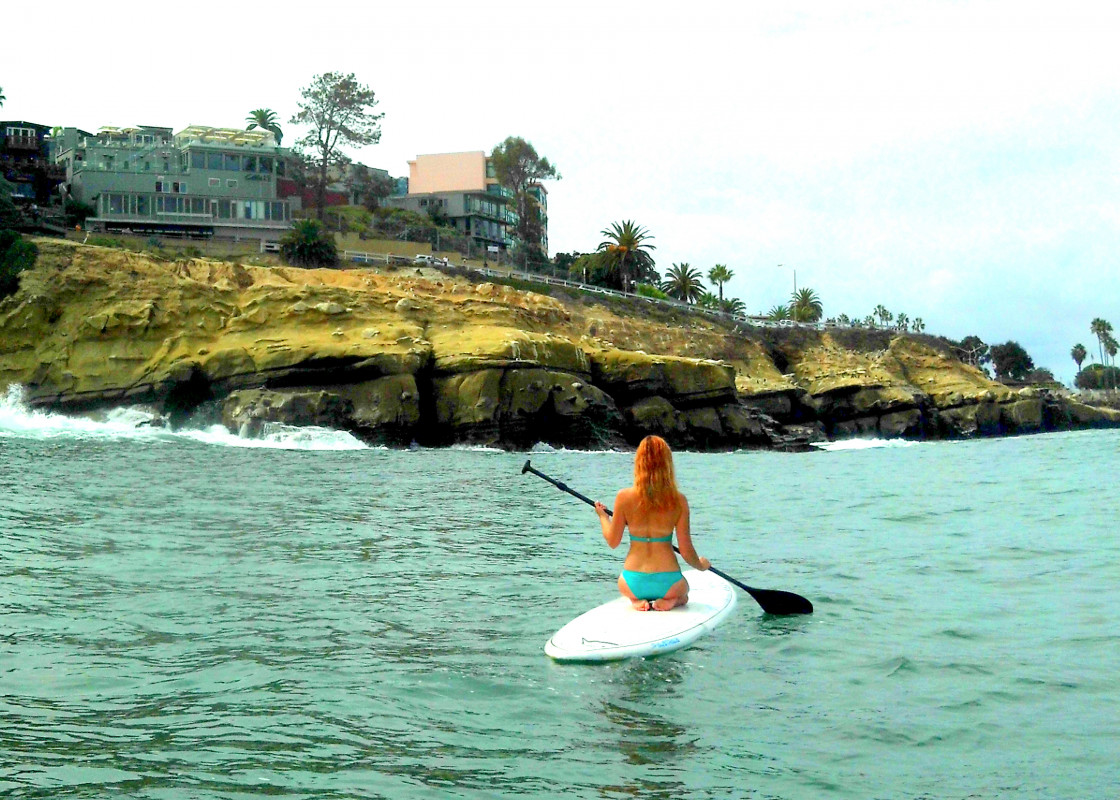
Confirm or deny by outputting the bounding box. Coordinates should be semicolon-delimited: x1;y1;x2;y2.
0;385;367;451
814;437;922;452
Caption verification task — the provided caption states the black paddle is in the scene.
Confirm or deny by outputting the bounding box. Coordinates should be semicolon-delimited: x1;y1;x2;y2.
521;459;814;615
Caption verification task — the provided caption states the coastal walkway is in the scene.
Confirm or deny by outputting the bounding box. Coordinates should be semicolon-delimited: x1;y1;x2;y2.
340;249;831;332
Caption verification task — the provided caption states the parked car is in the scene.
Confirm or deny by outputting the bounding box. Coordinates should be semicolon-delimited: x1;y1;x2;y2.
413;254;437;265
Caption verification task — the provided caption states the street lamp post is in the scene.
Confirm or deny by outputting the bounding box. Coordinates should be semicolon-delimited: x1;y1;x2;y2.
779;263;796;294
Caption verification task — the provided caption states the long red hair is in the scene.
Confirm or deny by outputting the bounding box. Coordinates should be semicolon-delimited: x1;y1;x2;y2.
633;435;680;512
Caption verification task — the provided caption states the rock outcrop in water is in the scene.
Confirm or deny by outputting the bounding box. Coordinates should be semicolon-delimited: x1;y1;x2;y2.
1;238;1117;450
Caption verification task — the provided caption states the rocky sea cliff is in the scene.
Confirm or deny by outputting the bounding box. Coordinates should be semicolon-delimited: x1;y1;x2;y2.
2;239;1117;450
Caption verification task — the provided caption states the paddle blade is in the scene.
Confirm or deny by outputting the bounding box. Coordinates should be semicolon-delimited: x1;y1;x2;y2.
746;587;814;615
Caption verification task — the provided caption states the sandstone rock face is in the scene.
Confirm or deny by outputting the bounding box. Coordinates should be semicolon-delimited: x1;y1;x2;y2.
222;389;353;439
590;349;736;408
1;239;1116;449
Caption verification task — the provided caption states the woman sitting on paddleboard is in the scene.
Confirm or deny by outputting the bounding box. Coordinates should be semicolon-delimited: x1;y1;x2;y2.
595;435;710;611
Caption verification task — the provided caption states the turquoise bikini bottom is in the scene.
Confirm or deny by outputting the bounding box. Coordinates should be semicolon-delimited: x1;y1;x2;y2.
621;570;685;600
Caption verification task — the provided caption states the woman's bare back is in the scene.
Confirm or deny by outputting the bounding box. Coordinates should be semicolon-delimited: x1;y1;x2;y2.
614;487;685;573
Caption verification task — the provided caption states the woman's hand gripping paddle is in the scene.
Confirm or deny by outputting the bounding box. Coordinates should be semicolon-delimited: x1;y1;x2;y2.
521;460;813;615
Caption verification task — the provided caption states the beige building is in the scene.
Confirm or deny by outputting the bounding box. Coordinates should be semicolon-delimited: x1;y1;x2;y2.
407;151;492;194
389;150;548;257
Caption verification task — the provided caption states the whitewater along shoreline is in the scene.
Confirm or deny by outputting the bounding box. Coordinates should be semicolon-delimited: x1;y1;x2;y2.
2;238;1117;451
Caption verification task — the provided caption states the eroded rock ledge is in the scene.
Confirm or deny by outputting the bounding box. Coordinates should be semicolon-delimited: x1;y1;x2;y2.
2;239;1117;450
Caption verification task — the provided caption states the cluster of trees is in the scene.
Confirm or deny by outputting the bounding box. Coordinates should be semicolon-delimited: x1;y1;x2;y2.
1071;318;1117;390
245;72;386;227
490;137;558;269
553;223;753;314
2;85;39;293
767;289;825;322
950;336;1053;383
559;221;657;291
820;305;925;332
0;178;38;299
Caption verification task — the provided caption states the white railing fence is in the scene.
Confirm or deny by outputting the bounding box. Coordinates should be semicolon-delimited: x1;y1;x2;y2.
339;249;869;332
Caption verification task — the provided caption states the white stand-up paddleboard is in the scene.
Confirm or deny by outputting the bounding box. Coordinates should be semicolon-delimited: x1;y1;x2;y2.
545;569;737;662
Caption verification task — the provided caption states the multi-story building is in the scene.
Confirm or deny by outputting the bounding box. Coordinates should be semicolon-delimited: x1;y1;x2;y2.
277;160;396;211
1;120;66;205
53;124;295;241
388;151;520;257
527;182;548;255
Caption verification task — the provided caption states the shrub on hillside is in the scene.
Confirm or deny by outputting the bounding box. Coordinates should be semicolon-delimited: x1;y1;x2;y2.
86;235;131;250
1075;364;1120;390
0;229;38;299
635;283;669;300
64;199;96;229
281;219;339;268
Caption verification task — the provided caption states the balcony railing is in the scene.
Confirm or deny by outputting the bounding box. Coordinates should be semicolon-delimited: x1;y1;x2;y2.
5;136;40;151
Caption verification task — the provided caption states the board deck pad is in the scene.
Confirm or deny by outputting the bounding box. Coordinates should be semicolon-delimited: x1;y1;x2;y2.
545;569;737;662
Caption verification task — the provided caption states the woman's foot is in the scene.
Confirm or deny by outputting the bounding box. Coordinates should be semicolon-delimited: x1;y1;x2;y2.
651;595;687;611
630;599;653;611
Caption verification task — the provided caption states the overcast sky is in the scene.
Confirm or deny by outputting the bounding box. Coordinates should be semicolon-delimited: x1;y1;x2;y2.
4;1;1118;382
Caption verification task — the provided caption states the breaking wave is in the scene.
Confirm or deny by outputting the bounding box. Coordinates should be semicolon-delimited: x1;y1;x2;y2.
0;385;368;451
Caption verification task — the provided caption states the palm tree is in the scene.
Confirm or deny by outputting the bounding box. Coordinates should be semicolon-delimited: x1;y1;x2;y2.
246;108;283;145
1106;333;1119;390
707;264;733;303
768;304;791;321
697;291;720;310
1090;318;1113;370
721;297;746;315
1071;343;1087;374
0;86;5;108
661;262;705;303
280;219;338;267
895;312;910;331
912;317;925;333
790;287;823;322
873;304;893;327
598;220;655;293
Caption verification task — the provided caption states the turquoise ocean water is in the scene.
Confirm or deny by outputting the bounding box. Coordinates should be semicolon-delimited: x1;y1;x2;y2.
2;387;1118;799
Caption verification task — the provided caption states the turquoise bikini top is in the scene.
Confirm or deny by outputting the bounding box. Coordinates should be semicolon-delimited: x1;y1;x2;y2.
630;533;673;543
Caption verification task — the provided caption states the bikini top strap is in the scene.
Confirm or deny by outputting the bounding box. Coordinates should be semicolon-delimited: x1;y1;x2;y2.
630;533;673;543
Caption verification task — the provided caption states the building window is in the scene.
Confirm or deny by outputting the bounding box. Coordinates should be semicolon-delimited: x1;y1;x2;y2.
157;196;186;214
227;179;237;188
209;178;220;187
136;195;150;215
190;152;205;170
207;152;223;171
172;182;187;194
218;200;231;219
190;198;206;215
259;157;273;174
242;156;257;173
155;181;164;193
223;153;240;171
108;194;125;214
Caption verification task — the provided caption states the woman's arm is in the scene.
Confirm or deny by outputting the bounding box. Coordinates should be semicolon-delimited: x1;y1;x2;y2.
674;495;710;570
596;490;628;549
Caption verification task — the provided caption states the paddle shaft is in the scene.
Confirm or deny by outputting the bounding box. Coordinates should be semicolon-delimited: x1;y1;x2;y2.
521;460;813;614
